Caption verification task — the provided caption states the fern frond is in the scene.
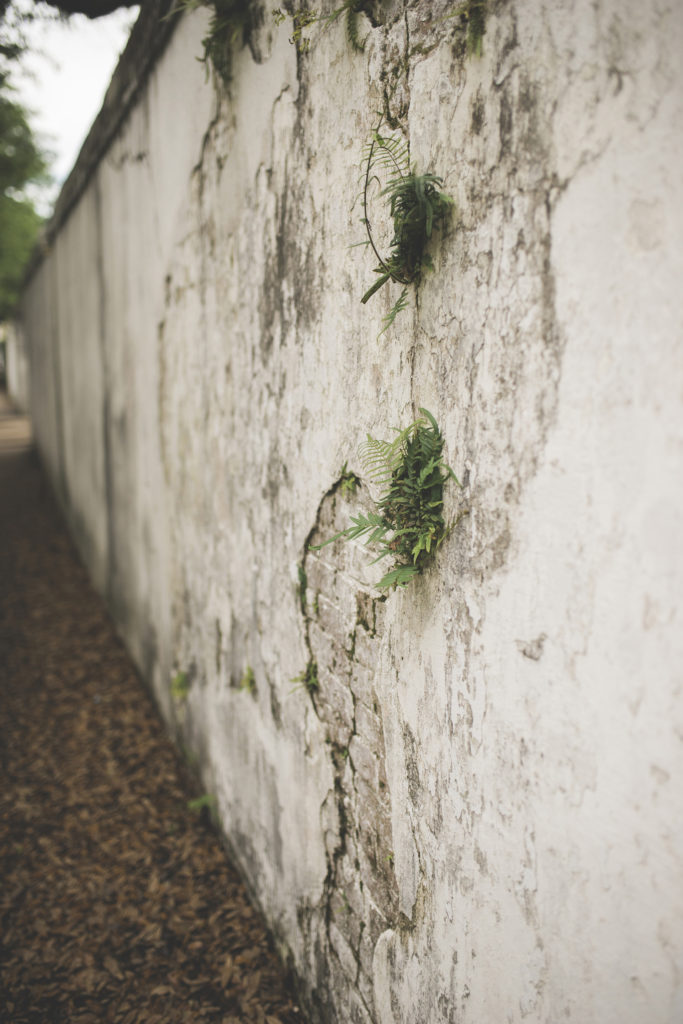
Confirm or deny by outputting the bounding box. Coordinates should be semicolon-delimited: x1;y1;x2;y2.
379;287;409;336
417;457;440;487
359;422;419;480
371;135;410;180
346;511;391;544
345;3;365;52
419;407;439;432
309;511;390;552
360;120;453;331
358;437;397;482
361;271;392;304
376;564;419;590
316;0;369;53
314;411;464;593
445;464;462;487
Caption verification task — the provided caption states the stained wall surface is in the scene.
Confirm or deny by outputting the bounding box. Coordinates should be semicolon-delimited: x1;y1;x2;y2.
5;322;29;410
20;2;683;1022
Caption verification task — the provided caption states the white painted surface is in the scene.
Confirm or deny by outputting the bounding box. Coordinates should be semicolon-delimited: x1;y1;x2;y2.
5;322;29;410
20;3;683;1022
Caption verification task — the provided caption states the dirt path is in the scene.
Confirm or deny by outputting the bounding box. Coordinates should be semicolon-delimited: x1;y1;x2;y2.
0;393;303;1024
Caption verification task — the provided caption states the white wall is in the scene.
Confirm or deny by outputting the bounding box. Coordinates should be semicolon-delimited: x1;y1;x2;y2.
21;2;683;1022
5;321;29;410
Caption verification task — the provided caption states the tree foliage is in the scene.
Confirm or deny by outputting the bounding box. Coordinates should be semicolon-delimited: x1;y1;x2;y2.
0;88;46;319
0;0;49;323
0;4;55;318
0;88;45;191
0;189;41;318
0;0;141;320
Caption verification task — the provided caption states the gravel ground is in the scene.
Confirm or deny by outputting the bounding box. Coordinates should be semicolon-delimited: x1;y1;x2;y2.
0;392;304;1024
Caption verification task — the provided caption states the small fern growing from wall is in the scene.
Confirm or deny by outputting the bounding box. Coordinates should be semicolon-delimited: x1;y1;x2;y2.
322;0;369;52
313;410;465;590
360;122;454;333
339;462;360;495
239;665;256;695
442;0;488;56
175;0;254;82
273;1;369;54
171;670;190;701
291;659;319;694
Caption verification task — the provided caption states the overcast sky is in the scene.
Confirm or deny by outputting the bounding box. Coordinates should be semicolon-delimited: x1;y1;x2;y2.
13;5;139;212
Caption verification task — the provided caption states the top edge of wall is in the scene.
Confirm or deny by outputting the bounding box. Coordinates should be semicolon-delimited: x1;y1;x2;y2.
24;0;181;283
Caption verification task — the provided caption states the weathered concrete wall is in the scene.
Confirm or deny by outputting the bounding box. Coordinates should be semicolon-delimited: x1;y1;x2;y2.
20;1;683;1022
5;322;30;410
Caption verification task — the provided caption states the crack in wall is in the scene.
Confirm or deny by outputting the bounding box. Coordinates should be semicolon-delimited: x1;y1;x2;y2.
295;475;398;1021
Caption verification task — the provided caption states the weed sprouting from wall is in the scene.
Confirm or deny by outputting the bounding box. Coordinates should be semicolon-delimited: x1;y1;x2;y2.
176;0;485;86
187;793;220;827
273;1;370;55
334;0;369;53
171;670;190;701
240;665;256;695
359;121;454;334
339;462;360;496
272;5;316;53
440;0;487;56
313;409;466;590
465;0;487;56
291;658;319;694
175;0;254;82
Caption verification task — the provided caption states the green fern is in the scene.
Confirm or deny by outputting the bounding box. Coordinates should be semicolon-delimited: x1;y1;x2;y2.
312;409;465;590
339;462;361;495
273;1;369;55
327;0;368;52
360;122;454;331
291;659;319;694
175;0;253;82
187;793;217;813
466;0;487;56
379;286;409;336
374;564;419;590
239;665;256;694
171;670;190;701
439;1;487;55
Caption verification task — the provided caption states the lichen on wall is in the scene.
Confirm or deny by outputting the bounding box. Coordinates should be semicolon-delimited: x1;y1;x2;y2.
19;1;683;1022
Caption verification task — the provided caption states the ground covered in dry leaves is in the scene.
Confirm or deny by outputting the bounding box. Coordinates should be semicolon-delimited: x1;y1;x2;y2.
0;393;304;1023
